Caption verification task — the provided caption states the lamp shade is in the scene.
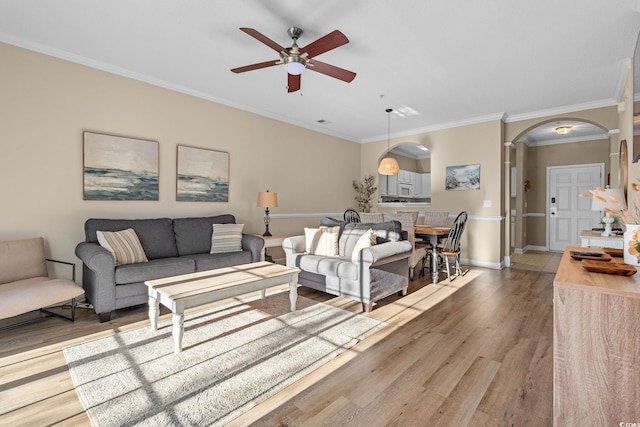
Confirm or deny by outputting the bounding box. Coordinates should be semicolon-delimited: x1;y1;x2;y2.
257;191;278;208
590;187;626;212
378;157;400;175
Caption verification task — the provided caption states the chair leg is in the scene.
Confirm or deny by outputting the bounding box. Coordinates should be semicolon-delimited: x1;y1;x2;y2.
455;255;462;277
409;266;414;281
445;256;452;285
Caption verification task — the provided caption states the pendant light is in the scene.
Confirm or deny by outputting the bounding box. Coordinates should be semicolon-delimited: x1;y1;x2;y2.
378;108;400;175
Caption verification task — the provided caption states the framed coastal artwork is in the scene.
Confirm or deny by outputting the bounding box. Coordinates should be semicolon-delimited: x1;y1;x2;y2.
176;145;229;202
445;164;480;191
83;131;159;200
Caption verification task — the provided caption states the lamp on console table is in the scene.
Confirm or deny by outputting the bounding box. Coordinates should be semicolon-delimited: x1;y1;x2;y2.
257;190;278;237
590;187;625;237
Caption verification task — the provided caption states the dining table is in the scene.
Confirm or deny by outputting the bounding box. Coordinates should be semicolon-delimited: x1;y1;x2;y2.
414;224;452;284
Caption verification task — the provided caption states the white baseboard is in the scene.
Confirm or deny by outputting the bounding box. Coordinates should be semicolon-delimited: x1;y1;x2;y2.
460;258;502;270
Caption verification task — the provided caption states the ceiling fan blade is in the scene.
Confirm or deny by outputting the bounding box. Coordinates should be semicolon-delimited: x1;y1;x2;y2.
239;28;285;53
231;60;279;73
288;73;301;93
301;30;349;58
307;59;356;83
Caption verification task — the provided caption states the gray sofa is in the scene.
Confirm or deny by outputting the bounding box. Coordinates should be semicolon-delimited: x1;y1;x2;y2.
75;214;264;322
283;220;412;312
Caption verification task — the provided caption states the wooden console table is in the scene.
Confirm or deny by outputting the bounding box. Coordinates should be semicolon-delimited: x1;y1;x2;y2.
553;247;640;425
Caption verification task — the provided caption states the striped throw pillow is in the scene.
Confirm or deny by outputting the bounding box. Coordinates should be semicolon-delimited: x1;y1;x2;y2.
96;228;148;266
304;226;340;256
210;223;244;254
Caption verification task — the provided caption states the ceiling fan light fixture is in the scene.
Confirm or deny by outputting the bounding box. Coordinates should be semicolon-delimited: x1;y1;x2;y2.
284;59;305;75
555;126;572;135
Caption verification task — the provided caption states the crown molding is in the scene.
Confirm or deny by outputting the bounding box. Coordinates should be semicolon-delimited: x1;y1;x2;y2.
503;99;618;123
360;112;507;144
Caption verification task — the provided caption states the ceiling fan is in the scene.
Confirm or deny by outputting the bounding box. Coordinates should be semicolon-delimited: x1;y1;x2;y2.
230;27;357;93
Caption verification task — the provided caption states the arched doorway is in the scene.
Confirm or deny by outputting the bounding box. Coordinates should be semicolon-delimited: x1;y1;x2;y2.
508;119;612;256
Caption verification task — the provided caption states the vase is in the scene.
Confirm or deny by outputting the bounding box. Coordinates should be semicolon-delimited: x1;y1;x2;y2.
623;224;640;265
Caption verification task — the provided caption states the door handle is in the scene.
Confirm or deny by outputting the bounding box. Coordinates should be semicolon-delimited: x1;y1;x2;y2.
550;207;557;217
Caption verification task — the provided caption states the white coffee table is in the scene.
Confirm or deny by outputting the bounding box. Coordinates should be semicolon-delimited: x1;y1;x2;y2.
145;261;300;353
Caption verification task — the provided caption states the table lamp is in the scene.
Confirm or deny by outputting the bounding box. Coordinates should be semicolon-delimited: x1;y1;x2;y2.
591;187;625;236
257;190;278;236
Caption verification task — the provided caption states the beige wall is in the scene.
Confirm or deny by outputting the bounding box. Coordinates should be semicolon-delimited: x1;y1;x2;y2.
0;42;361;272
362;120;504;268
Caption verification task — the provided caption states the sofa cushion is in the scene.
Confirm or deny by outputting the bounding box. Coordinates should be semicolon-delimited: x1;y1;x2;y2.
210;223;244;254
305;226;340;256
298;254;358;281
173;214;236;256
96;228;148;266
114;257;195;285
85;218;178;260
182;251;253;272
0;237;47;285
339;221;403;257
351;229;376;262
0;276;84;320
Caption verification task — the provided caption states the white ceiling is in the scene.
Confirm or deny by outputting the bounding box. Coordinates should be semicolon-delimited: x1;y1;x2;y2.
1;1;639;144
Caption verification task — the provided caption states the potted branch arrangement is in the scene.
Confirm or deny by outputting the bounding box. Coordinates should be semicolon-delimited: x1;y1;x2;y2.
352;174;377;213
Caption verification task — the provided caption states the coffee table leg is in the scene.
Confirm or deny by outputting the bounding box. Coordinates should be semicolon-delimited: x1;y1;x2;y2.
289;274;298;311
173;312;184;354
148;291;159;331
261;289;266;299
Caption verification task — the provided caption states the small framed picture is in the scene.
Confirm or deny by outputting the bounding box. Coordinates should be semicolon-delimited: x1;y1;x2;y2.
445;164;480;191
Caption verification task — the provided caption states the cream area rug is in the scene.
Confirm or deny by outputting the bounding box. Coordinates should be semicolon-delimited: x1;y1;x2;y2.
63;292;386;426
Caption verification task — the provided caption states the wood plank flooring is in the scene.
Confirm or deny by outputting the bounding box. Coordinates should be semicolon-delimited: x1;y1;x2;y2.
0;255;558;426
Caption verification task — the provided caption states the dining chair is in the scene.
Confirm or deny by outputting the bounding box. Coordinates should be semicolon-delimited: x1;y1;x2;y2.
423;211;468;284
359;212;384;223
383;212;425;280
344;208;361;223
423;211;449;226
437;211;468;283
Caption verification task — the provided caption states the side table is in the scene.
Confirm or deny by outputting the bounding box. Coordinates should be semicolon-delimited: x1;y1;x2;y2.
255;235;287;262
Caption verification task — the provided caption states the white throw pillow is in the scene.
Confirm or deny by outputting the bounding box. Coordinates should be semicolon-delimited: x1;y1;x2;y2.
304;226;340;256
351;229;377;263
97;228;148;266
210;223;244;253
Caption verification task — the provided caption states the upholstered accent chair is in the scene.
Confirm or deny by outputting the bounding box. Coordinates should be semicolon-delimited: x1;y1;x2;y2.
0;237;84;326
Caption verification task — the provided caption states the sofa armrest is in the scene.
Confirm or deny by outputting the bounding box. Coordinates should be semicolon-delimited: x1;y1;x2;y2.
242;234;265;262
45;258;76;281
282;236;306;267
75;242;116;317
359;240;412;266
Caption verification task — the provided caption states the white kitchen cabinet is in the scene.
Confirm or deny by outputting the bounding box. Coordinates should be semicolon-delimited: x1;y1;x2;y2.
421;173;431;198
387;173;398;196
398;170;412;184
379;174;388;196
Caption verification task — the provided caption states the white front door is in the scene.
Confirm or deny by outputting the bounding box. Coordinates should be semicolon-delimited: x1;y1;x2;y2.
548;164;604;251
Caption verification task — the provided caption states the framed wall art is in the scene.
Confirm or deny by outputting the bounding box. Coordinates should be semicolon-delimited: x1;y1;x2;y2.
83;131;159;200
445;164;480;191
176;145;229;202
